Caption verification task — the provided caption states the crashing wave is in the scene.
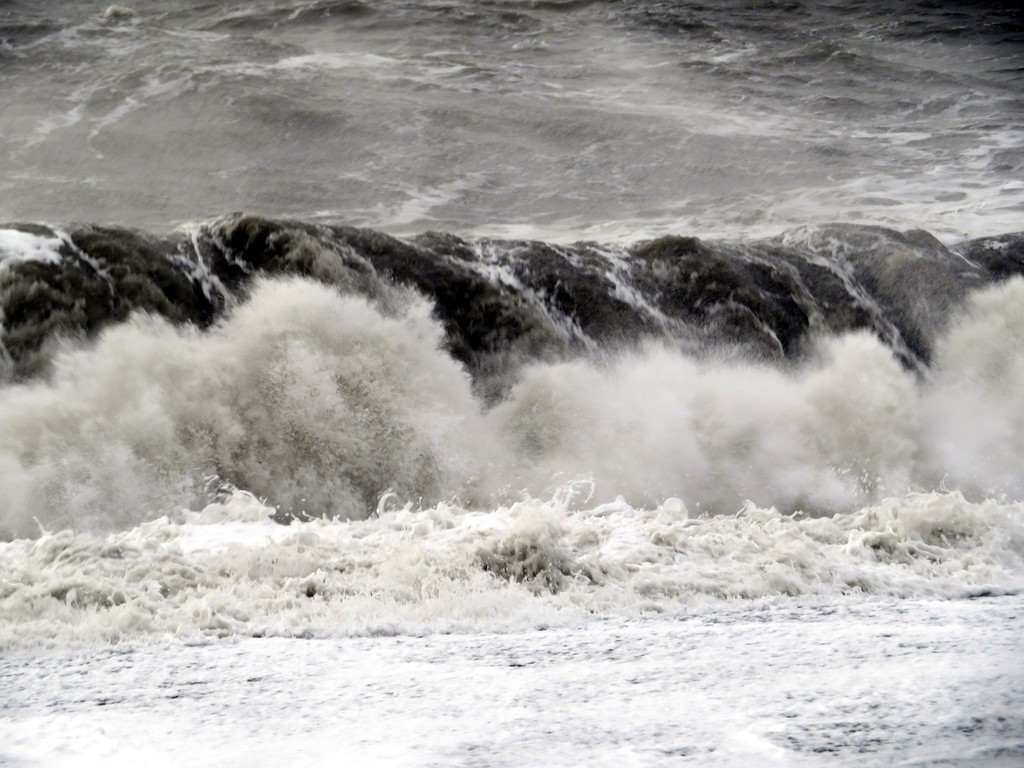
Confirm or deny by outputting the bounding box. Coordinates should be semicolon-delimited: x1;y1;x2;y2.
1;486;1021;650
3;216;1022;385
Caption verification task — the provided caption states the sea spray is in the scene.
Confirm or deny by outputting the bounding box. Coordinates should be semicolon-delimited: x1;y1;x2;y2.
2;276;1024;541
0;278;493;538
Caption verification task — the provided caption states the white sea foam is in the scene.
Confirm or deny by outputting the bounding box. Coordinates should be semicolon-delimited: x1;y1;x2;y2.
3;276;1024;540
4;596;1021;766
1;277;1023;646
0;487;1021;649
0;278;491;538
492;332;918;513
0;228;68;268
920;281;1024;498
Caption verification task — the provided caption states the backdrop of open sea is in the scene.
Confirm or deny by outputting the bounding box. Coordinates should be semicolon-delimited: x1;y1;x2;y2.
1;0;1022;239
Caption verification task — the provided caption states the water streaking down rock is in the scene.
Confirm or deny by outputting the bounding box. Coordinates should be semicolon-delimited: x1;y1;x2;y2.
3;216;1022;384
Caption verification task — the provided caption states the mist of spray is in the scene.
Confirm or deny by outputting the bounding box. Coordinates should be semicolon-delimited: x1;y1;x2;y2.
2;276;1023;539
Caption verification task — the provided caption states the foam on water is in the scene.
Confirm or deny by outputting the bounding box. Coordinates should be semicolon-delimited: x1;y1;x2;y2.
3;276;1024;538
491;332;918;513
1;276;1024;647
1;487;1022;650
0;228;67;268
921;281;1024;498
4;595;1022;766
0;278;490;538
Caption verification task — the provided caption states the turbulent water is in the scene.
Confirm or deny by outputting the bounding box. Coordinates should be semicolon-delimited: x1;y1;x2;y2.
1;0;1022;239
1;2;1023;765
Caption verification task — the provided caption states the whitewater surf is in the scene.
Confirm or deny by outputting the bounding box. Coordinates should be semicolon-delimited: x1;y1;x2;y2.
2;1;1023;765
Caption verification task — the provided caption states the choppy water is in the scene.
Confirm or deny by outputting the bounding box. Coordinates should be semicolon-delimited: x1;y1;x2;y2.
1;0;1022;239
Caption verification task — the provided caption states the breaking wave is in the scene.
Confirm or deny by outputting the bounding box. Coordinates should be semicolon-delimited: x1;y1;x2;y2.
1;218;1023;646
1;487;1022;649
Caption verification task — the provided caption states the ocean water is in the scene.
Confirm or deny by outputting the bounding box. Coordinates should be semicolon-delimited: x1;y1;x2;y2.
3;597;1023;767
1;1;1023;765
1;0;1022;240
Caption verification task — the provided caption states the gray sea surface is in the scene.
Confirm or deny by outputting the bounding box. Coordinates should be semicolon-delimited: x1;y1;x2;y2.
1;0;1022;240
